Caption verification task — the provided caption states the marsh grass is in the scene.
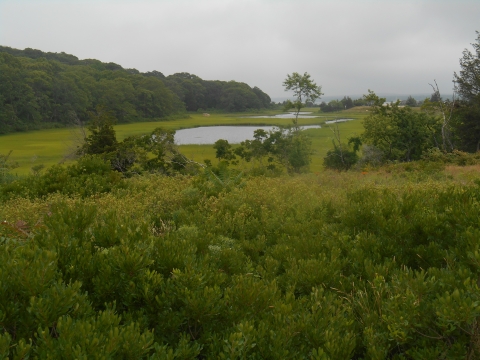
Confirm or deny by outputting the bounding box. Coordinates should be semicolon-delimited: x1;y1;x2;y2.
0;108;366;174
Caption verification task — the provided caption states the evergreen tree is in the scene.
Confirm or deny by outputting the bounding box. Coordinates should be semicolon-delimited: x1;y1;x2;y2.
81;106;118;156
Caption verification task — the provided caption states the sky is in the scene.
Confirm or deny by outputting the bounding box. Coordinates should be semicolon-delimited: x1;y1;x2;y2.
0;0;479;101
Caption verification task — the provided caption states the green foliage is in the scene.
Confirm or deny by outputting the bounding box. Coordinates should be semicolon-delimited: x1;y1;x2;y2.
323;126;361;171
454;31;480;103
80;106;118;157
235;127;312;174
283;72;323;126
78;123;194;175
320;97;358;112
362;90;436;161
323;143;358;171
0;47;273;136
0;151;18;185
452;31;480;152
193;162;245;197
319;99;344;113
2;132;480;357
421;147;480;165
405;95;418;107
341;96;354;109
453;100;480;152
0;49;183;135
165;72;271;112
213;139;238;166
0;155;124;199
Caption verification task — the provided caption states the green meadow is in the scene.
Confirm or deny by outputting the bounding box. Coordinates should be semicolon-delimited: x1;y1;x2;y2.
0;108;367;175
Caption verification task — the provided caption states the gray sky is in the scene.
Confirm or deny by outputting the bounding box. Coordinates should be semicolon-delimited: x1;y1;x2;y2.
1;0;479;100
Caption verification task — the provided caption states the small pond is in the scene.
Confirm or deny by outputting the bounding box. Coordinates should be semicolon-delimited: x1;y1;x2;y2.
175;125;321;145
324;118;354;124
241;112;321;119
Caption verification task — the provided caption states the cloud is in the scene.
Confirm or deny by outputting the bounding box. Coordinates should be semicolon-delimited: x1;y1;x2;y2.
1;0;478;98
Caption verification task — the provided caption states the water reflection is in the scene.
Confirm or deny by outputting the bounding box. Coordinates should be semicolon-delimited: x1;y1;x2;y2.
241;112;320;119
324;118;354;124
175;125;321;145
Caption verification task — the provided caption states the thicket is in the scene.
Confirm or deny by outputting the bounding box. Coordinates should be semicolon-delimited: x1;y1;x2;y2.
213;126;313;175
2;165;480;358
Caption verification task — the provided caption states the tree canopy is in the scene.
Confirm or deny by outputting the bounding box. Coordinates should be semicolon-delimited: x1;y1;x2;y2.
165;73;271;112
454;31;480;102
282;72;323;125
0;47;272;135
362;91;436;161
452;31;480;152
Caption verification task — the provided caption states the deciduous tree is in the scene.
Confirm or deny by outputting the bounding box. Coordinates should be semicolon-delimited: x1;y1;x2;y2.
283;72;323;126
362;90;433;161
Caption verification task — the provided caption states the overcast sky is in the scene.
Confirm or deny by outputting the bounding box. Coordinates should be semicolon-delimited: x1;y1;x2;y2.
1;0;479;100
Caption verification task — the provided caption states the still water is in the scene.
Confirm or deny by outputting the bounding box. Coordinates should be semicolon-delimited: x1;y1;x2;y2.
241;112;321;119
325;118;354;124
175;125;321;145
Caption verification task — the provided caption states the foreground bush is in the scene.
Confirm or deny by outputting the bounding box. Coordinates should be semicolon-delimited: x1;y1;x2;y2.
0;155;124;200
1;171;480;358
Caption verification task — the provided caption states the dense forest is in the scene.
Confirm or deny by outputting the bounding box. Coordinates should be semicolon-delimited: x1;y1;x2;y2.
0;46;272;134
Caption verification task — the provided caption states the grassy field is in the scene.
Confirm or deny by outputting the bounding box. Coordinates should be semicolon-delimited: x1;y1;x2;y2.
0;108;367;175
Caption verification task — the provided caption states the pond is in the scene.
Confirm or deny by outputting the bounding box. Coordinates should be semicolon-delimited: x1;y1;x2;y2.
241;111;321;119
175;125;321;145
324;118;354;124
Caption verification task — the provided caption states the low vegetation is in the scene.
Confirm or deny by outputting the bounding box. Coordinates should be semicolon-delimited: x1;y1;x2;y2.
1;31;479;359
2;159;480;358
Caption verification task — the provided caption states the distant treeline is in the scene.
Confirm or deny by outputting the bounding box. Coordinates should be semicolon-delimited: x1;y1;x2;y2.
319;96;360;112
0;46;272;134
319;95;425;112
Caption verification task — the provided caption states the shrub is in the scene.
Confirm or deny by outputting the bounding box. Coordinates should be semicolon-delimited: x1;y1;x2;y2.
323;144;358;170
1;172;480;357
0;155;124;200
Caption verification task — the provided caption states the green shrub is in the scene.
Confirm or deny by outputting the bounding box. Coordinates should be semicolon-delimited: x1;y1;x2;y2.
0;155;124;200
1;172;480;357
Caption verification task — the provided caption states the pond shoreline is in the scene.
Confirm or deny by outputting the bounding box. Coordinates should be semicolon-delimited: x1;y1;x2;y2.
175;125;322;145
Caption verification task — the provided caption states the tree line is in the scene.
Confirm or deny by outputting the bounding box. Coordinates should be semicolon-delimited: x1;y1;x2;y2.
319;95;426;113
0;46;272;134
164;72;271;112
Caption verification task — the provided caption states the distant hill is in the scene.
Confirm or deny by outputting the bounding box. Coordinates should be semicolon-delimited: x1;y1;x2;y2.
0;46;272;134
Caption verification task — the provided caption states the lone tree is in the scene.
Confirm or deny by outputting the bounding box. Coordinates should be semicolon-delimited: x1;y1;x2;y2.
283;72;323;127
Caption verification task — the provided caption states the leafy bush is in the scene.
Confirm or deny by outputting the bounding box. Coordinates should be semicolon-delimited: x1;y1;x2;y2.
0;155;124;200
421;147;480;165
0;151;18;185
1;171;480;357
323;144;358;170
